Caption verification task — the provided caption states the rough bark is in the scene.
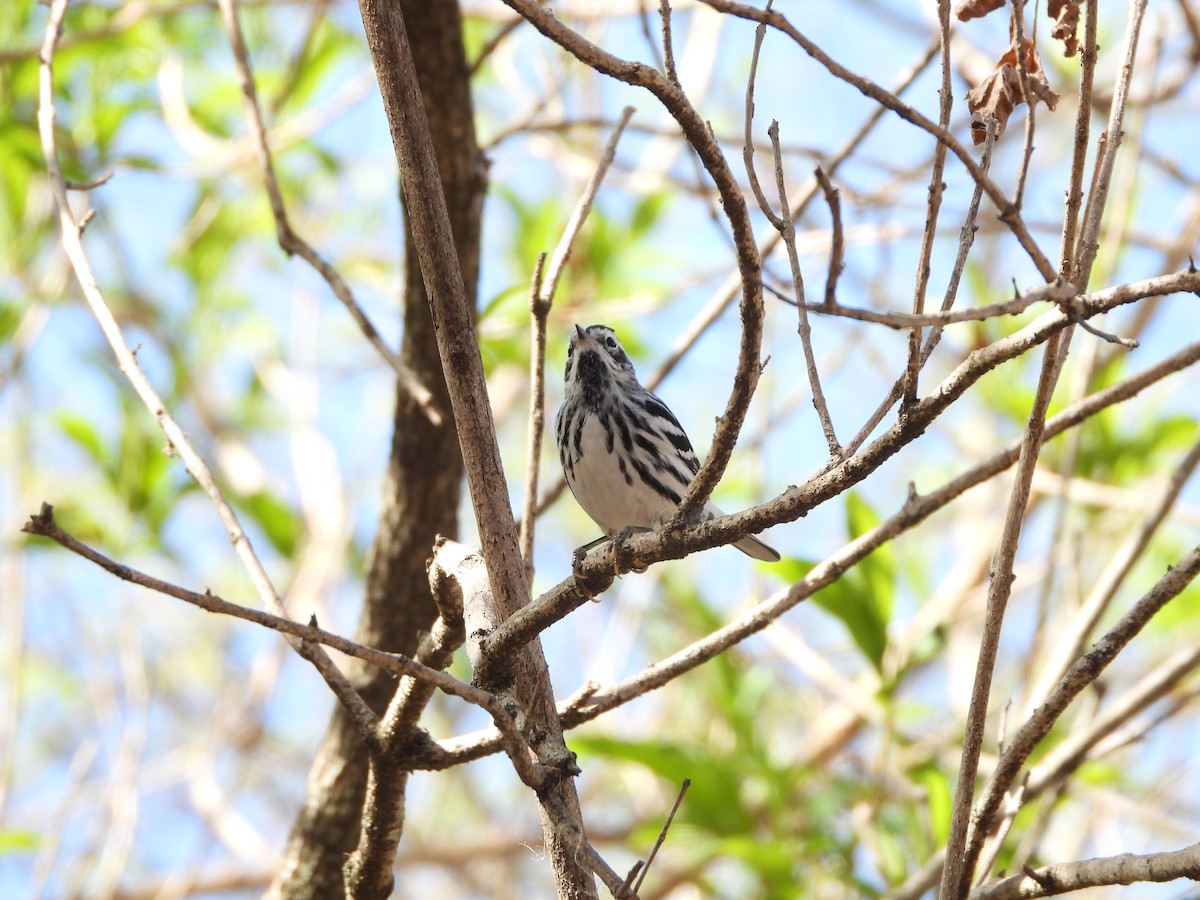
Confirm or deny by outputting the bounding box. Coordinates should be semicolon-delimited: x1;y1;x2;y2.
267;1;485;895
355;0;596;894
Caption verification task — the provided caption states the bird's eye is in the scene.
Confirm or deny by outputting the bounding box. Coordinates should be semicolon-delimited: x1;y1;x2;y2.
605;336;617;349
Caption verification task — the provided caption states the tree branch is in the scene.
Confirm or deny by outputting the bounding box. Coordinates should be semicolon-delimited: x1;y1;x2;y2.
699;0;1058;282
216;0;443;425
960;541;1200;882
500;0;766;526
36;0;374;739
969;841;1200;899
355;1;595;894
433;338;1200;768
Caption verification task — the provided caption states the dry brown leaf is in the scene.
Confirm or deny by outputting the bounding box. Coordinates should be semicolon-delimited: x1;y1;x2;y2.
955;0;1005;21
966;39;1060;144
1048;0;1083;57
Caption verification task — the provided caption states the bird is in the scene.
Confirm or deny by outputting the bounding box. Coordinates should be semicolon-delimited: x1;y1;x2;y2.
555;323;779;563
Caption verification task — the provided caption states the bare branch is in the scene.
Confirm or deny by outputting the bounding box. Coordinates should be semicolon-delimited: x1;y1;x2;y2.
700;0;1059;282
501;0;766;526
781;249;1071;330
812;165;844;309
216;0;444;426
742;3;784;231
357;1;595;893
36;0;374;737
1009;0;1038;211
657;0;679;87
541;107;636;307
767;120;840;456
1058;0;1098;279
941;325;1068;898
963;541;1200;881
970;841;1200;899
20;505;486;721
1073;0;1148;287
631;778;690;895
901;0;953;408
521;251;549;583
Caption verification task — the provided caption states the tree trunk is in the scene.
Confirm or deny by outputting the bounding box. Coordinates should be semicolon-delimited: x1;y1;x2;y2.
267;2;485;895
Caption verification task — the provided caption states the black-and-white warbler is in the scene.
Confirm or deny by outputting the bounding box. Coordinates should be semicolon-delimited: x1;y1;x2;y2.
556;324;779;562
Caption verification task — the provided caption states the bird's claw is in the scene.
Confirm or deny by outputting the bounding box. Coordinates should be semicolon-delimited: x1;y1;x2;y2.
571;545;589;576
611;526;648;574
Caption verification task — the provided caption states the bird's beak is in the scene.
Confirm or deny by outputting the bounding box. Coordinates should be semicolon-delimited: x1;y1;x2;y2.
573;324;596;349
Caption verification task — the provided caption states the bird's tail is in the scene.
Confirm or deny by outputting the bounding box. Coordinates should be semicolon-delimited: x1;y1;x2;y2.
734;533;780;562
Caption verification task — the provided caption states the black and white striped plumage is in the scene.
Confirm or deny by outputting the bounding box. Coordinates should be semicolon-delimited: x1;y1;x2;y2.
555;324;779;562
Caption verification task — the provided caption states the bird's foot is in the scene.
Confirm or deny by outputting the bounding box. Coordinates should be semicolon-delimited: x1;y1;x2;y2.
571;545;589;576
611;526;650;574
571;534;608;578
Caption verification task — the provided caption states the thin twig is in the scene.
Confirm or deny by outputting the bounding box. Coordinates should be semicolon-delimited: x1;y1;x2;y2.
631;778;690;894
36;0;376;736
837;123;999;462
1010;0;1038;211
963;542;1200;886
768;120;839;456
970;841;1200;900
469;13;525;76
1058;0;1098;279
775;245;1075;330
541;106;636;305
939;325;1067;899
657;0;679;87
699;0;1058;281
533;39;941;519
520;252;549;583
517;106;633;555
216;0;443;425
901;0;953;408
265;0;329;117
65;172;113;191
1072;312;1138;348
636;0;666;74
812;165;843;309
1073;0;1149;288
742;0;784;230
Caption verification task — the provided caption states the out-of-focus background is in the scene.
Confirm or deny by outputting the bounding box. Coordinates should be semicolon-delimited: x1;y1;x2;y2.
3;0;1200;896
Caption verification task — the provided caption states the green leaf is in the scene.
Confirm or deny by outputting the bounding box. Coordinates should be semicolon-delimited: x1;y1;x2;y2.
774;494;894;672
914;764;952;844
630;190;670;237
55;411;109;468
0;828;40;854
239;490;300;558
572;735;753;835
